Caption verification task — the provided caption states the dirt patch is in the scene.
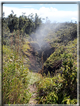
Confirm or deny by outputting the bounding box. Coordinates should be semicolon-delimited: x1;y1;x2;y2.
28;84;38;104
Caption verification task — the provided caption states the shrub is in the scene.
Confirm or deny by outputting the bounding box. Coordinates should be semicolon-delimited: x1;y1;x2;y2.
37;53;77;104
57;53;77;104
3;45;31;104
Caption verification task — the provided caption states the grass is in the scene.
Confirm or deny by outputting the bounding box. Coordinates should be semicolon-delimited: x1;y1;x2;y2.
27;71;42;86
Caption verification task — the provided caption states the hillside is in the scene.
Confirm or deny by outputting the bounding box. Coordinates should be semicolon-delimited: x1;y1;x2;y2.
2;12;77;104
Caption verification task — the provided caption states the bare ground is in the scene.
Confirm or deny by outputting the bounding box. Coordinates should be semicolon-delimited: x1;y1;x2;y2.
28;84;38;104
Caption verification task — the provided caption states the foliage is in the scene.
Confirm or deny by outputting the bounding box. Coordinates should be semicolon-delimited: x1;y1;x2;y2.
58;53;77;100
37;53;77;104
2;11;77;104
3;45;31;104
45;22;77;46
44;46;64;68
42;38;77;75
7;13;19;32
37;73;62;104
3;11;42;34
27;71;42;85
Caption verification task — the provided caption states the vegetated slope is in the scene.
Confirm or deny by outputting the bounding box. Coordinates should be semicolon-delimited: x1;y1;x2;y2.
36;38;77;104
3;45;31;104
23;22;77;104
28;22;77;73
2;19;42;104
35;23;77;104
37;22;77;74
45;22;77;45
3;12;77;104
40;38;77;75
3;37;43;104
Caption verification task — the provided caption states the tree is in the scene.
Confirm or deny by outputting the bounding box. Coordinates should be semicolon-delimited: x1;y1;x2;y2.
7;11;19;32
34;13;42;30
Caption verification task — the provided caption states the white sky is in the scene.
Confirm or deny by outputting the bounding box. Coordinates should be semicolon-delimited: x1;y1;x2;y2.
2;1;78;23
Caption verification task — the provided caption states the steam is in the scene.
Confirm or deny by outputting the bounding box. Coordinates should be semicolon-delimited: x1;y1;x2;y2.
29;22;64;72
30;23;52;51
28;21;77;72
30;22;62;51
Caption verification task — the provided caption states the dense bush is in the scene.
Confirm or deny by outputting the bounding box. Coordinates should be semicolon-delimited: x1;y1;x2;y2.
57;53;77;104
2;11;77;104
41;38;77;75
37;53;77;104
3;45;31;104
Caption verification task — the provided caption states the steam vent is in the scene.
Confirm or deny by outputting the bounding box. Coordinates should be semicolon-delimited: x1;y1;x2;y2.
3;3;77;104
29;41;55;73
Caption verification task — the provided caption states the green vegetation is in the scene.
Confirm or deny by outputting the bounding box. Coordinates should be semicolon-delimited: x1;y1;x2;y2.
27;72;42;85
43;38;77;73
2;11;77;104
3;45;32;104
37;53;77;104
36;34;77;104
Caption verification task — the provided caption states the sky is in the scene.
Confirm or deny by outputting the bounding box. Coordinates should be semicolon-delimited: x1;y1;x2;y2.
3;3;78;23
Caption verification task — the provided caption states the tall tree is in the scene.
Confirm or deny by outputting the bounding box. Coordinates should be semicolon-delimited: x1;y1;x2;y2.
7;10;19;32
34;13;42;30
